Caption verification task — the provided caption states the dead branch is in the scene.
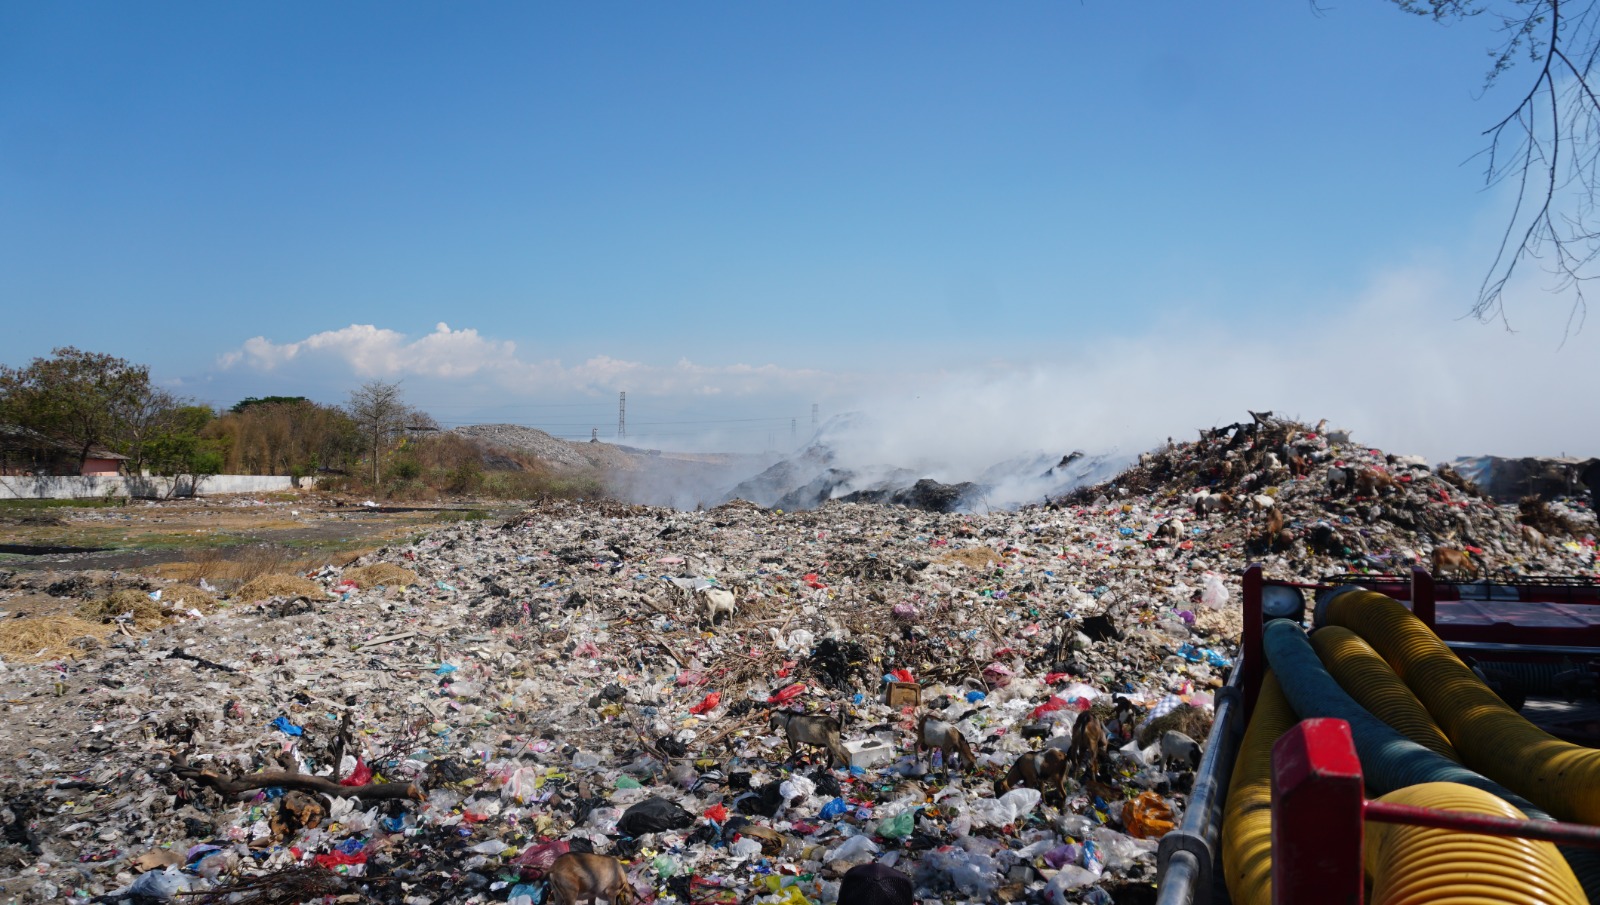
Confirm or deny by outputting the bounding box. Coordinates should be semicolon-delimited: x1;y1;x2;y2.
169;754;423;802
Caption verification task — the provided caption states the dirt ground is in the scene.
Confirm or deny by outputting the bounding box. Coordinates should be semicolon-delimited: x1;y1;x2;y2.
0;491;517;577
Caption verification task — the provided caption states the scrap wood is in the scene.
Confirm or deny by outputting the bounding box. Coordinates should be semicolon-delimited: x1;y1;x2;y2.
166;648;237;673
356;630;418;649
696;711;765;752
647;632;689;668
169;754;423;802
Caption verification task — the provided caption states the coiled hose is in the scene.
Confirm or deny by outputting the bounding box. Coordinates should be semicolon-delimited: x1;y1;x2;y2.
1221;670;1296;905
1310;625;1461;763
1264;619;1542;809
1367;782;1586;905
1318;589;1600;826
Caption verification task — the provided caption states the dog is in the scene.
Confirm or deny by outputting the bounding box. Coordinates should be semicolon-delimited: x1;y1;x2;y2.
548;852;633;905
769;710;851;768
916;713;976;771
995;748;1069;804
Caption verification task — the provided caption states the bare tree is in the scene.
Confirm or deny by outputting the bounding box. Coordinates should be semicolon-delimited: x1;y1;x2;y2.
1388;0;1600;333
347;380;409;486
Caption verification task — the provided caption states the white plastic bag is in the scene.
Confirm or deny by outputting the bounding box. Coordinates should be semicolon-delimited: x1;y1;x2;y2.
1200;573;1230;609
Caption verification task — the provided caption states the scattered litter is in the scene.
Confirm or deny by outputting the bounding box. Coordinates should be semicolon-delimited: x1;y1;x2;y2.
0;413;1592;904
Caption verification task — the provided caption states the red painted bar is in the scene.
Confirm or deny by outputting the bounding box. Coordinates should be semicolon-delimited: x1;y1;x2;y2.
1410;566;1435;631
1365;800;1600;849
1242;563;1264;717
1271;719;1365;905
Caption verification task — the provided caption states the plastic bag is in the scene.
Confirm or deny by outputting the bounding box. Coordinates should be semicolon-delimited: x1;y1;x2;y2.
689;692;721;714
618;796;695;836
1124;792;1176;839
1200;573;1230;608
767;682;806;705
1043;876;1094;905
779;775;816;804
501;766;541;802
827;834;880;865
968;788;1041;827
877;807;917;839
511;840;570;879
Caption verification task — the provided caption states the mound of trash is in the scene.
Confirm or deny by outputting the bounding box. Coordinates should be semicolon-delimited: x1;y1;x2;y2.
0;415;1593;905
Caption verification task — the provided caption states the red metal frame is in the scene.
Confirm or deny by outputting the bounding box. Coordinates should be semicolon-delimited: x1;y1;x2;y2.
1238;564;1600;724
1271;719;1600;905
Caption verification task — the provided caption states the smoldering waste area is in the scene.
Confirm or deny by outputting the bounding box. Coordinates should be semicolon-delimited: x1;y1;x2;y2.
0;417;1596;905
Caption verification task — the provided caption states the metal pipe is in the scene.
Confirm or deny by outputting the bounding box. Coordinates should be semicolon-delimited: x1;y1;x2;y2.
1156;664;1245;905
1435;641;1600;657
1153;851;1198;905
1366;800;1600;849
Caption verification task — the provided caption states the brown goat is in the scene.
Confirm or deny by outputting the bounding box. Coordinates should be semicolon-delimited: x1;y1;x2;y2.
995;748;1069;804
1430;547;1479;578
1066;710;1107;781
548;853;633;905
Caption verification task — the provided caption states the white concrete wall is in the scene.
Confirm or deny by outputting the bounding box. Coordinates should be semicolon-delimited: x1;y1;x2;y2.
0;475;313;500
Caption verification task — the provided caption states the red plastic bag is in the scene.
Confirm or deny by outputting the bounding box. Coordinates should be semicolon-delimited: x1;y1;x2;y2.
802;573;827;589
768;683;806;705
1043;672;1069;685
689;692;721;714
339;760;373;787
889;668;915;683
1030;696;1070;721
511;840;571;879
314;850;367;869
703;804;729;823
983;663;1014;688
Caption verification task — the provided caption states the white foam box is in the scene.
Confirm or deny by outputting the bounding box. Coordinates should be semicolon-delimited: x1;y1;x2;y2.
844;738;894;770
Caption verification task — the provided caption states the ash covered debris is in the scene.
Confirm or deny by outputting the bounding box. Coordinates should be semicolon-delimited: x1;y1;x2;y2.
0;414;1593;905
725;415;1128;513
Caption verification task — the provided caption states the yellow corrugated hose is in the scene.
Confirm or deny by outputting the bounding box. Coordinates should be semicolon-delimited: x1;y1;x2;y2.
1367;782;1586;905
1310;625;1462;763
1221;670;1296;905
1320;589;1600;826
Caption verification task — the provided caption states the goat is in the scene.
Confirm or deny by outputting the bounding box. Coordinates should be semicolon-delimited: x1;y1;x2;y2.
1065;710;1107;781
768;710;850;768
1159;730;1202;770
1430;547;1479;578
916;713;975;771
698;587;738;624
995;748;1069;804
548;853;633;905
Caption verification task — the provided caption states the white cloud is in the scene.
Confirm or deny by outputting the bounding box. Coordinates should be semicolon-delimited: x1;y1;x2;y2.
218;323;838;398
211;267;1600;466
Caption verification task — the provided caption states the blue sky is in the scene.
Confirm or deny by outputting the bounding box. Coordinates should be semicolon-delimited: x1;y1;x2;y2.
2;2;1595;460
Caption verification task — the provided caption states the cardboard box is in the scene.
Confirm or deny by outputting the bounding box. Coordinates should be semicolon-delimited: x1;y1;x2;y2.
884;681;921;709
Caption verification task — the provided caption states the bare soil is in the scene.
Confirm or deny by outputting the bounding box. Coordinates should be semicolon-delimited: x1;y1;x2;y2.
0;492;517;575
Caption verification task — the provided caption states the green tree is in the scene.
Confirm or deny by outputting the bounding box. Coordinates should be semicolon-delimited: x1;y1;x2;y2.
229;395;310;414
144;405;225;495
0;347;170;473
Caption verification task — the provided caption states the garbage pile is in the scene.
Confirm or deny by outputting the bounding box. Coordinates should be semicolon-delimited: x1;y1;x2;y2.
0;415;1594;905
